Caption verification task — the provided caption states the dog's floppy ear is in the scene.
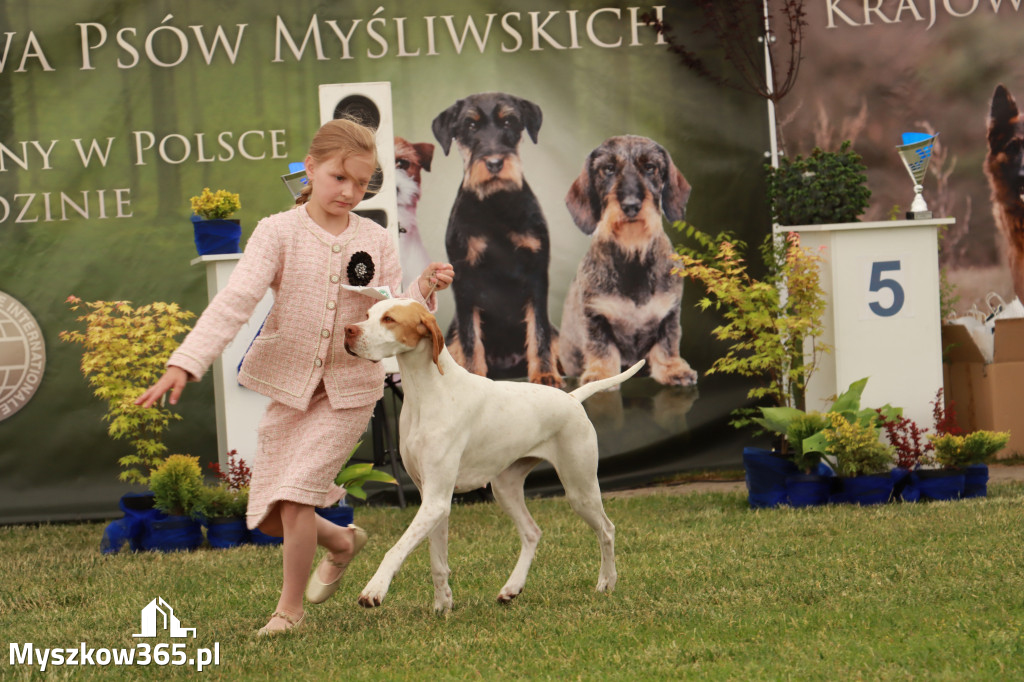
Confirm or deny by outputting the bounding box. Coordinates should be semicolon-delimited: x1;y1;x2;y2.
515;96;543;144
418;310;445;375
565;155;601;235
989;84;1020;154
414;143;435;172
660;148;692;222
431;100;463;156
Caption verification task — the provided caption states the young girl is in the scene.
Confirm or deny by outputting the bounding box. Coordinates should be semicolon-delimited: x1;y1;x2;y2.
136;118;454;635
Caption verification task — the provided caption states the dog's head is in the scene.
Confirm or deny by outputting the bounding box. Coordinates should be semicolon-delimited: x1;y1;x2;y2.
986;84;1024;207
394;137;434;210
431;92;543;199
566;136;691;249
344;299;445;374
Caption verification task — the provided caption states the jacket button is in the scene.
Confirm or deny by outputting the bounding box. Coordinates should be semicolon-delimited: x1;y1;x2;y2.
330;274;340;283
327;301;336;310
315;358;323;367
332;244;342;253
321;329;331;338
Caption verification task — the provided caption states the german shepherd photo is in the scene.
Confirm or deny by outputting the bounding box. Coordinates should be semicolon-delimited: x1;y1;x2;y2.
985;83;1024;301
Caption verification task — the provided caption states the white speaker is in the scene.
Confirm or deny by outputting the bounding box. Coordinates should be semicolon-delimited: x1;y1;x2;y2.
318;82;400;257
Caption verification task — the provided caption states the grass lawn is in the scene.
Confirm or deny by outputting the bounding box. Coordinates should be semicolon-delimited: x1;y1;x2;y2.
3;483;1023;680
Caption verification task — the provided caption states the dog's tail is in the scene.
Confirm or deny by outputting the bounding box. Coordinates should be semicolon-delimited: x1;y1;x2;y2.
569;360;645;403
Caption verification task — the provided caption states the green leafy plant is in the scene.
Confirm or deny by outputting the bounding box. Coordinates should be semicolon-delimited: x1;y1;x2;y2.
822;411;895;477
766;141;871;225
193;483;248;519
149;454;204;517
754;377;900;469
674;226;830;421
59;297;195;484
927;431;1011;469
335;462;399;500
190;187;240;220
196;450;251;519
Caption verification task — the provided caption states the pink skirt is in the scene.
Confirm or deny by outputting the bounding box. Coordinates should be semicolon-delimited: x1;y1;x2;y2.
246;383;375;530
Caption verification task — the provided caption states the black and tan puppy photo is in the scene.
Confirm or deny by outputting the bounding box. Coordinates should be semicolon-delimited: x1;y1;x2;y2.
432;92;562;387
560;135;697;387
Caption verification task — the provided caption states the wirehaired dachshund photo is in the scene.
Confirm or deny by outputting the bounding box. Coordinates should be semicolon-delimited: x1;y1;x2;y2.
560;134;698;387
431;92;562;387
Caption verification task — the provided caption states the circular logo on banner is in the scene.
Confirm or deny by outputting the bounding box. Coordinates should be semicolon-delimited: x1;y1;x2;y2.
0;291;46;421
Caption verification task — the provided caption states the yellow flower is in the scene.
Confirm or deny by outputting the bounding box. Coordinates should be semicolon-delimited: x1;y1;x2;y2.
190;188;240;220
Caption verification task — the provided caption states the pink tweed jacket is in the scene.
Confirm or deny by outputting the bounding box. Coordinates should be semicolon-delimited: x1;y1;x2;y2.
169;205;434;410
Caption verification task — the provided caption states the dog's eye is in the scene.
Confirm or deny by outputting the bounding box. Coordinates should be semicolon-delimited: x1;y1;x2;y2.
381;315;394;324
396;159;410;170
599;163;616;176
465;120;478;132
643;163;658;176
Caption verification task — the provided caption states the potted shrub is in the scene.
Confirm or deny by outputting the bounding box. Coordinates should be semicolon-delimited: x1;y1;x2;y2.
146;454;205;552
753;377;900;507
190;187;242;255
675;227;831;508
766;140;871;226
922;430;1010;500
198;450;250;548
822;412;897;505
60;296;195;485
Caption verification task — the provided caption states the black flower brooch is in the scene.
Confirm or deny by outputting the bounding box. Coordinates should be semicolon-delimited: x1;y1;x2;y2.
347;251;375;286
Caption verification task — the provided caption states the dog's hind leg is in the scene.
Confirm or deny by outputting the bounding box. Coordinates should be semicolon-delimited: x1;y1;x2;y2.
490;457;543;603
555;456;617;593
428;520;454;614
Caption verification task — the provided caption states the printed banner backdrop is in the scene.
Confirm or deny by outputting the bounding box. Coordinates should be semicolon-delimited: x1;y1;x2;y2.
0;0;771;522
779;1;1024;312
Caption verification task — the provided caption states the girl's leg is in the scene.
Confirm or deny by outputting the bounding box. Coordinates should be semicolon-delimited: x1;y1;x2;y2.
312;515;361;584
259;501;316;633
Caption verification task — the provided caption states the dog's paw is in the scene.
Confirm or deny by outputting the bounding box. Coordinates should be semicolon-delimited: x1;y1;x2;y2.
530;371;564;388
497;585;524;603
650;359;698;387
433;588;454;614
358;581;389;608
596;572;617;593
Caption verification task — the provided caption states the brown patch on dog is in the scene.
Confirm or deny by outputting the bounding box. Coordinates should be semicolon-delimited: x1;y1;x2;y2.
463;154;524;199
447;309;489;376
648;343;697;386
466;236;488;266
593;198;662;258
524;303;563;387
394;137;434;184
509;233;542;252
580;354;623;386
383;302;446;374
985;84;1024;300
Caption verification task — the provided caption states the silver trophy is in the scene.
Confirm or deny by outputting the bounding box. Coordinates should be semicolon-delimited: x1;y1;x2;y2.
896;132;938;219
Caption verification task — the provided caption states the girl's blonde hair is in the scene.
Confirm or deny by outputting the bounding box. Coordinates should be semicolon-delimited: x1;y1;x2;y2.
296;117;381;206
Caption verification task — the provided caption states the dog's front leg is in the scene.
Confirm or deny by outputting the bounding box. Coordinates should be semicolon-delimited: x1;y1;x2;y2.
358;481;455;609
428;521;454;613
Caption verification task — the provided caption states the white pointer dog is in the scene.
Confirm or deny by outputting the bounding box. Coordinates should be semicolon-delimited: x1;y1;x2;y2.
343;298;643;612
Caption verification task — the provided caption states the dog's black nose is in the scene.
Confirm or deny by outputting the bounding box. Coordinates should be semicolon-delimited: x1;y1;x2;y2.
621;198;642;219
485;157;505;174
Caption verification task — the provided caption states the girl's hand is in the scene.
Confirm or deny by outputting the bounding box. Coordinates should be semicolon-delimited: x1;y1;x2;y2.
419;262;454;298
135;366;189;408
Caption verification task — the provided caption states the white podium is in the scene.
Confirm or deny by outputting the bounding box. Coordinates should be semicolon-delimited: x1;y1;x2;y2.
191;254;274;468
775;218;954;431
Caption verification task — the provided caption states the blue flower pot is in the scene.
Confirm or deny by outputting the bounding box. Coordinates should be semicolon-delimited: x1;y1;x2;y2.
914;469;965;502
204;516;250;549
316;501;355;527
743;447;798;509
832;473;894;506
785;474;833;508
141;513;204;552
963;464;989;499
249;528;283;546
192;216;241;256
